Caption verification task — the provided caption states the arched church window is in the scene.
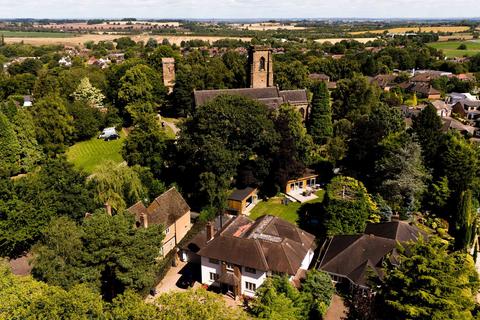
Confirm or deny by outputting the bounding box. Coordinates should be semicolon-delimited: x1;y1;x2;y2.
259;57;266;71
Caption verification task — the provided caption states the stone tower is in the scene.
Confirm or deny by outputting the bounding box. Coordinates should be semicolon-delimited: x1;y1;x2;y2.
161;57;175;93
248;46;273;88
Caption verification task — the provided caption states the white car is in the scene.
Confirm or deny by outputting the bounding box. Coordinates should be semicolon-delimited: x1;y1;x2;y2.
98;127;119;140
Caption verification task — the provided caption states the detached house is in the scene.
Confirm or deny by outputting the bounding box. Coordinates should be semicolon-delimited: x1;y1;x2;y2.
198;215;316;298
318;220;425;289
127;187;191;257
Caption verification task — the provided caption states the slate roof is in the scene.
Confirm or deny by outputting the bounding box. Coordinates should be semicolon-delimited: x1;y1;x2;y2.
371;74;397;88
228;187;257;202
319;221;424;287
127;187;190;227
193;87;308;109
198;215;316;275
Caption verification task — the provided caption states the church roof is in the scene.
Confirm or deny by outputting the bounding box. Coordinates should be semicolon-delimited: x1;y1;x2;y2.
193;87;308;109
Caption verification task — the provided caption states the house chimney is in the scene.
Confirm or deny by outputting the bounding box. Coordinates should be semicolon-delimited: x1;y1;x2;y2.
206;222;214;242
104;203;112;216
140;213;148;228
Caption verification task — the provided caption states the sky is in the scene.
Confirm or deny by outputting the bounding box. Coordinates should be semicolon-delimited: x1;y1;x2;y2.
0;0;479;19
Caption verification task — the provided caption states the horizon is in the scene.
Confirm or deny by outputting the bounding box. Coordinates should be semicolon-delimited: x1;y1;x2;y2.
1;0;480;20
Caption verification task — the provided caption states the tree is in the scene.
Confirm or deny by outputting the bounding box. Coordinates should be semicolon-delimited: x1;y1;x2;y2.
10;107;43;173
322;176;379;236
412;104;444;166
268;105;314;195
71;77;105;109
0;260;162;318
89;161;146;213
301;270;335;318
347;104;405;184
332;74;381;121
176;95;278;209
375;132;428;215
32;213;164;300
0;261;105;319
0;158;94;257
154;288;249;320
67;100;103;141
308;81;333;145
30;96;74;155
249;277;303;320
454;190;476;250
274;60;309;90
118;64;166;109
377;237;479;320
0;111;20;177
122;105;167;176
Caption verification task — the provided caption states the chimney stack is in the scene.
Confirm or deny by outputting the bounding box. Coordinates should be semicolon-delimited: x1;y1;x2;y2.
104;203;112;216
206;222;214;242
140;213;148;228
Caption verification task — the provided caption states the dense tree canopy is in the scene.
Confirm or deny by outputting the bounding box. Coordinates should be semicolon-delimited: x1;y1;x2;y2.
32;213;164;300
377;237;479;320
322;176;379;236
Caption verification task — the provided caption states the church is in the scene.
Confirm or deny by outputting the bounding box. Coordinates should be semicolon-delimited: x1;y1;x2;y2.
193;46;310;120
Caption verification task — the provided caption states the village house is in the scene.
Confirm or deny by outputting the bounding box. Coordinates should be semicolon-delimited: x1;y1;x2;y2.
318;220;425;289
309;72;337;90
193;46;310;120
227;187;259;215
451;100;480;121
370;74;398;91
127;187;191;257
197;214;316;298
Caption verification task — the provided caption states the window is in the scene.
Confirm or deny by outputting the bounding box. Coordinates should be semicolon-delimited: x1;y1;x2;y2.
259;57;266;71
226;263;234;272
209;258;219;265
210;272;219;281
245;281;256;291
245;267;256;274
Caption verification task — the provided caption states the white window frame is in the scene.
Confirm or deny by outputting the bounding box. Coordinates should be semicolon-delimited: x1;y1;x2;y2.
245;281;256;292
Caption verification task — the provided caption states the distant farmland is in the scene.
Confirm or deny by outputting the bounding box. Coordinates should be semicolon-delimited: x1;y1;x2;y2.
0;30;76;38
4;33;252;47
427;40;480;58
351;26;471;35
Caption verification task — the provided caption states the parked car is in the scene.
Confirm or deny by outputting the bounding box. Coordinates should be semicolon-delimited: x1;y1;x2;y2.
98;127;119;141
176;274;195;289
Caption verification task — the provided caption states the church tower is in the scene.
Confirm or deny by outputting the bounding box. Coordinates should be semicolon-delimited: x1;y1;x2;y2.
248;46;273;88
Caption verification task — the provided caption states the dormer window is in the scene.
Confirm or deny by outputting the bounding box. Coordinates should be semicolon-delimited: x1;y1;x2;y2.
259;57;266;71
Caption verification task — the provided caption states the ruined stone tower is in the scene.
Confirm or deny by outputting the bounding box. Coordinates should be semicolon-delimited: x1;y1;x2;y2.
161;57;175;93
248;46;273;88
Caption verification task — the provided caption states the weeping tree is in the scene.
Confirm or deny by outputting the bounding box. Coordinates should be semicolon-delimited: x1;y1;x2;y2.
89;161;146;213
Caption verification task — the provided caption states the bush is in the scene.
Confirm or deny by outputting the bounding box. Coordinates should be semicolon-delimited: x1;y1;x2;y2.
457;43;467;50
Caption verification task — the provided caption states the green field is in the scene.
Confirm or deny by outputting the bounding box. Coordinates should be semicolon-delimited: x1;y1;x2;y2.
66;130;126;174
249;190;325;224
0;30;76;38
427;41;480;58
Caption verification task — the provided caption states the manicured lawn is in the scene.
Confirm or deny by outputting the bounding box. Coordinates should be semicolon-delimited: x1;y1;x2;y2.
0;30;76;38
249;190;325;225
427;41;480;58
66;129;126;174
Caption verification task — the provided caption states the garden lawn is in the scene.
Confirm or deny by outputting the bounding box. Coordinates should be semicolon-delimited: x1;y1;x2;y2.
427;41;480;58
249;190;325;225
66;129;126;174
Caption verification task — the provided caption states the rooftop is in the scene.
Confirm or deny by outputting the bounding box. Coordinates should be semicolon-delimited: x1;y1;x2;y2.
198;215;316;275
